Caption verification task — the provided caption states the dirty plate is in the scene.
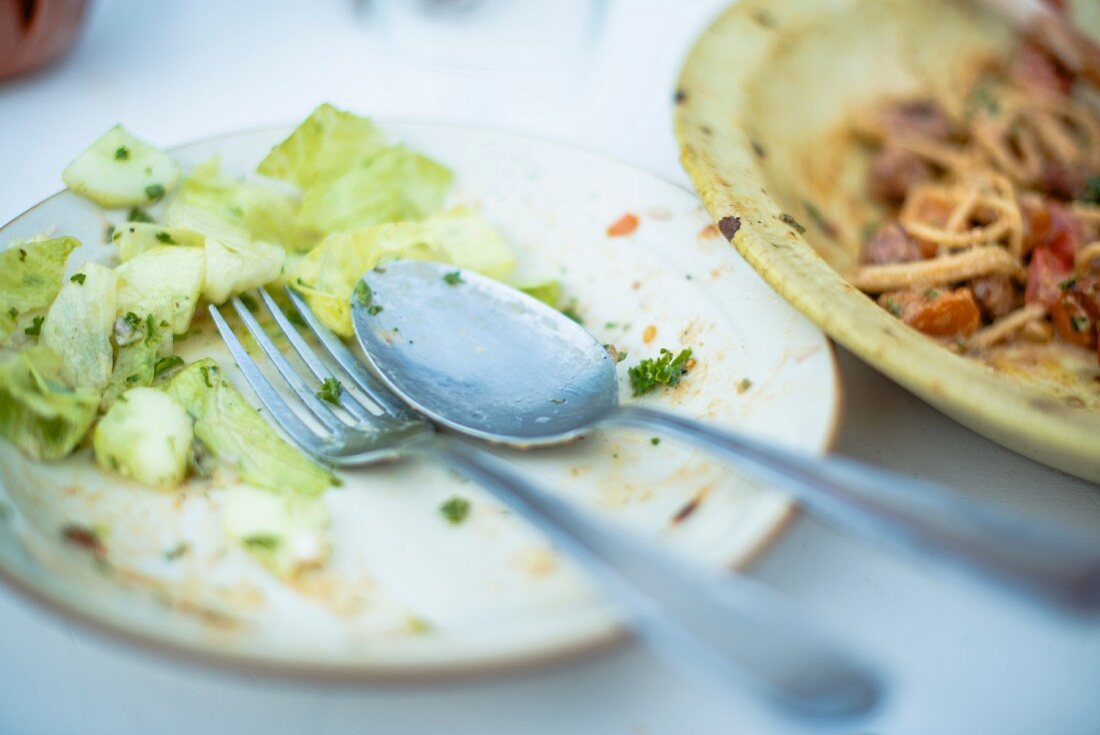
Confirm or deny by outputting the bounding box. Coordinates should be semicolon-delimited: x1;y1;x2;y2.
0;123;839;678
676;0;1100;482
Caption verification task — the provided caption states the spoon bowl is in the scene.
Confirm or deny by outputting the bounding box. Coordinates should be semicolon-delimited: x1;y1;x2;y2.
355;261;618;446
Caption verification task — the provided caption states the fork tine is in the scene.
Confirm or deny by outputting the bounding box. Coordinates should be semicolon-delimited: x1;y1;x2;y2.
284;287;419;420
256;289;377;424
208;304;336;455
228;297;348;433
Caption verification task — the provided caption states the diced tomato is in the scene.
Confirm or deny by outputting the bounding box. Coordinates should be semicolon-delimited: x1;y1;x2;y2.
1026;247;1072;307
1045;205;1081;267
879;287;981;337
607;213;639;237
1050;291;1096;348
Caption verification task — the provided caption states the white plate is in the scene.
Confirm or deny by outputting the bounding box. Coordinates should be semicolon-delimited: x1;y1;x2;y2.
0;123;839;679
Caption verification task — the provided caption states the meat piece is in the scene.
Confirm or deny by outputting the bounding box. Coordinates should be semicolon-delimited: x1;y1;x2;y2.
878;287;982;337
971;274;1019;319
876;101;956;141
868;146;934;204
1010;41;1074;97
862;222;927;265
1038;162;1089;200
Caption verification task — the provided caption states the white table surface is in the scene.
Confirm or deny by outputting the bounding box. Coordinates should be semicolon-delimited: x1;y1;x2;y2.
2;1;1099;733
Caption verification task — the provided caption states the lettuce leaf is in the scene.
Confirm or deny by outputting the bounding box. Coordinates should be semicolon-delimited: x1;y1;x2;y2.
256;103;388;190
40;262;117;393
61;125;181;208
164;200;284;304
297;145;452;234
112;222;204;262
0;237;80;343
163;359;335;496
0;347;99;460
175;157;310;252
115;244;205;335
293;208;514;337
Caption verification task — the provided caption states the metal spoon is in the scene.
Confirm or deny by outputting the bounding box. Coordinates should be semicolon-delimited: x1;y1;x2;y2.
352;260;1100;615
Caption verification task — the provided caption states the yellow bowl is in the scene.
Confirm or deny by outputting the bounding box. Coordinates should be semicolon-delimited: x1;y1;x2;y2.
675;0;1100;482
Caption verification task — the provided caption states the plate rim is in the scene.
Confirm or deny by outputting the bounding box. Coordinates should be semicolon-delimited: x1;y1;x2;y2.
0;119;841;682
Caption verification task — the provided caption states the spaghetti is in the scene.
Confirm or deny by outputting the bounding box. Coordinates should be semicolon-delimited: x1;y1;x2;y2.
855;30;1100;361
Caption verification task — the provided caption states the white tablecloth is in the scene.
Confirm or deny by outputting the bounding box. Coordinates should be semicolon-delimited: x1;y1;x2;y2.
2;1;1098;733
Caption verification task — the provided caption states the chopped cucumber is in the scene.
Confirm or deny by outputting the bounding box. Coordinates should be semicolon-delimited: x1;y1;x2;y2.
94;387;193;488
62;125;181;208
115;245;205;335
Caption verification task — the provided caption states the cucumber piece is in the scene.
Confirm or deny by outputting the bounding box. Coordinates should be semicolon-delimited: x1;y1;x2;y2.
221;485;331;578
93;387;193;488
62;125;181;208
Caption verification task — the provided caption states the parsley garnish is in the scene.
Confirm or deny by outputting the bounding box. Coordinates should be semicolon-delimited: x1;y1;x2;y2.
317;377;342;405
144;314;161;344
737;378;753;394
199;365;215;388
353;280;372;307
125;374;140;385
163;542;190;560
628;348;694;397
24;316;43;336
650;437;661;446
115;146;130;160
7;307;17;319
1059;278;1077;292
154;355;184;377
155;230;175;244
367;304;383;316
145;184;166;201
1070;315;1091;333
923;288;940;300
70;273;86;285
440;496;470;525
244;535;279;550
127;207;155;223
885;299;902;317
122;311;142;331
443;271;464;286
1082;176;1100;206
17;248;26;262
777;213;806;234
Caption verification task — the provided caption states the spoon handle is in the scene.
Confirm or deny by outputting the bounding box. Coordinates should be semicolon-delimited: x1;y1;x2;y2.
431;437;883;721
611;406;1100;615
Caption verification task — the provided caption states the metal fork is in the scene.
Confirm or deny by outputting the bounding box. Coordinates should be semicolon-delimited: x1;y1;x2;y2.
208;287;884;721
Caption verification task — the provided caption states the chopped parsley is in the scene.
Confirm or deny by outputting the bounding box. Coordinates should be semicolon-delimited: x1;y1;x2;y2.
1082;176;1100;206
650;437;661;446
1070;315;1091;333
163;542;190;560
153;355;184;377
628;348;694;397
127;207;155;223
145;183;166;201
155;230;176;244
353;280;372;307
125;374;140;385
440;496;471;525
442;271;464;286
885;299;902;317
70;273;86;285
561;302;583;324
737;378;753;394
317;377;342;405
24;315;44;336
143;314;161;344
243;535;279;550
7;307;17;319
367;304;383;316
923;288;940;300
114;146;130;160
199;365;215;388
122;311;142;331
17;248;26;262
1059;278;1077;292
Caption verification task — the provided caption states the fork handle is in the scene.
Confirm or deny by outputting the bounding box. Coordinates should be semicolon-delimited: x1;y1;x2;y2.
430;437;883;721
610;406;1100;615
